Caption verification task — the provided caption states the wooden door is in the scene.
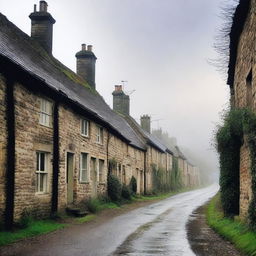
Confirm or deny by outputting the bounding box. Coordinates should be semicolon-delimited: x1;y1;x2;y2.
67;153;74;204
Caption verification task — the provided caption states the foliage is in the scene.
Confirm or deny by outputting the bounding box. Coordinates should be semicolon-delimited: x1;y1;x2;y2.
0;220;65;246
129;176;137;195
85;198;101;213
207;193;256;256
76;214;96;224
121;184;132;200
170;158;183;191
216;108;256;228
17;209;33;229
107;174;122;201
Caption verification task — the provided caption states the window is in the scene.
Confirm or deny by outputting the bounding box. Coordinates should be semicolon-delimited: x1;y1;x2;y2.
81;119;89;137
96;126;103;144
39;98;52;127
80;153;89;182
36;152;48;193
99;159;105;183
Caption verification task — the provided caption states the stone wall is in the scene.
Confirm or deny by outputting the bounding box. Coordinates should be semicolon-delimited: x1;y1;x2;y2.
58;105;108;210
233;0;256;219
0;74;6;222
14;83;53;220
240;143;252;218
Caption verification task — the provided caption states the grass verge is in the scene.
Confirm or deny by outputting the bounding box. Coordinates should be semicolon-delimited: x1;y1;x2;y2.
0;220;66;246
206;193;256;256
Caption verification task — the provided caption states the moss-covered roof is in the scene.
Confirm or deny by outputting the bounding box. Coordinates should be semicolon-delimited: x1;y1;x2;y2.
0;12;146;151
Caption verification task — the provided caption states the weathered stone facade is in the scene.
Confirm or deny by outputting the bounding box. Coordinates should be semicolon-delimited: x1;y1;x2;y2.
0;74;7;222
230;0;256;218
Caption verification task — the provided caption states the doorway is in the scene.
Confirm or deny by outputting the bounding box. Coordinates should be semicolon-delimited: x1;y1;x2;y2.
90;157;97;197
67;153;74;204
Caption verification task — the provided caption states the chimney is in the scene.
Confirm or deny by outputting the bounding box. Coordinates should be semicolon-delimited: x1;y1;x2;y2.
140;115;151;133
29;1;56;54
75;44;97;90
112;85;130;116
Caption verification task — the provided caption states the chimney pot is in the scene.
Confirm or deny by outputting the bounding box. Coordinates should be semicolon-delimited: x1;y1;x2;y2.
87;45;93;52
115;85;122;91
39;1;48;12
34;4;37;12
82;44;86;51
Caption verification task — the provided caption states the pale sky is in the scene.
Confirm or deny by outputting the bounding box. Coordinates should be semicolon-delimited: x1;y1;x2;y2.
1;0;234;179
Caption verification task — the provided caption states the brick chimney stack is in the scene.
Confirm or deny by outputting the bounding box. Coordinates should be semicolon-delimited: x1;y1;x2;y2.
140;115;151;134
75;44;97;90
112;85;130;116
29;1;56;54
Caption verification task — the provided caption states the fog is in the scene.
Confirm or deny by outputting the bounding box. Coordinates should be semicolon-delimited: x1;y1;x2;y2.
1;0;232;182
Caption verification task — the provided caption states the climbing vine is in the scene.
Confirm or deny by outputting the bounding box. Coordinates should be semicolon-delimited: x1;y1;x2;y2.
216;108;256;229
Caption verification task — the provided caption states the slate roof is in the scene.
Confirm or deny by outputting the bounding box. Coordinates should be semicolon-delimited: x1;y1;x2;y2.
227;0;250;87
0;13;146;151
123;115;173;154
174;146;187;160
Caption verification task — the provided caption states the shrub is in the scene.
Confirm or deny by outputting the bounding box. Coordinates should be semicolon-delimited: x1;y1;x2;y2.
107;174;122;201
85;198;101;213
129;176;137;195
17;209;33;229
121;184;132;200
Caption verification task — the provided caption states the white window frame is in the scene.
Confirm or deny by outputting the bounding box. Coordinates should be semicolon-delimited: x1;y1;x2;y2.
81;119;89;137
80;153;89;182
96;126;103;144
36;151;49;194
39;98;52;127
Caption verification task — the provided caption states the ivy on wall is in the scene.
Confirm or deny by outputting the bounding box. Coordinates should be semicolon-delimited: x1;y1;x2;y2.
216;108;256;230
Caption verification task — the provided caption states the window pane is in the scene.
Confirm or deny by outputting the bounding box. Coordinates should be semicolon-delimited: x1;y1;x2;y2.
40;174;44;192
81;153;88;182
36;173;39;191
40;153;45;171
36;153;39;171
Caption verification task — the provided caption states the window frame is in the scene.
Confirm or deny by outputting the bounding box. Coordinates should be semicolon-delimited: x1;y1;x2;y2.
80;152;89;183
39;98;52;127
96;125;104;144
81;119;90;137
36;151;49;194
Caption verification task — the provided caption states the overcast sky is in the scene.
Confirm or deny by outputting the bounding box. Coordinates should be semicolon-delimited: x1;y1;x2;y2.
1;0;234;178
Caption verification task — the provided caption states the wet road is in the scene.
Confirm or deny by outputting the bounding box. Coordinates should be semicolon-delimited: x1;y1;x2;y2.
1;185;218;256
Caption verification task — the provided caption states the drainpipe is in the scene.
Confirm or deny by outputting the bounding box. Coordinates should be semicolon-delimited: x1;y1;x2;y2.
51;101;59;214
5;78;15;230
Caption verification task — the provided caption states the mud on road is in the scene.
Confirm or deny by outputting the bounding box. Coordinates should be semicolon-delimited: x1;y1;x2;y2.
187;205;243;256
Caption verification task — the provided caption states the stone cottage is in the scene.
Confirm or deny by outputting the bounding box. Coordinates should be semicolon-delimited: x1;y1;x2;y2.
227;0;255;218
0;1;200;229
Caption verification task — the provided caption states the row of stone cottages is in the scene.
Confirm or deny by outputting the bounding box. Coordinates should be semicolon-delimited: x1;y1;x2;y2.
0;1;200;228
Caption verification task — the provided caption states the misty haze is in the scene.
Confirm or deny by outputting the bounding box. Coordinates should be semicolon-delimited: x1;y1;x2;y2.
0;0;255;255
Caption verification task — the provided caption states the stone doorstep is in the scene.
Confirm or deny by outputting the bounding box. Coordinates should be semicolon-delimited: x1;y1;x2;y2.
66;206;89;217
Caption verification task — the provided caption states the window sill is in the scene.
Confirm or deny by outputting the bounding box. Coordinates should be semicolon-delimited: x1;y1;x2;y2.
35;192;49;196
81;134;89;138
39;123;52;129
79;181;90;184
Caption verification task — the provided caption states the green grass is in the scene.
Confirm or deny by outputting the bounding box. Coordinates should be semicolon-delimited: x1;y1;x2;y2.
0;220;66;246
207;193;256;256
76;214;96;224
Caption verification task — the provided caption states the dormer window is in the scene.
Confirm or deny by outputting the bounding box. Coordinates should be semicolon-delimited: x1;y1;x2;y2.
81;119;89;137
96;126;103;144
39;98;52;127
